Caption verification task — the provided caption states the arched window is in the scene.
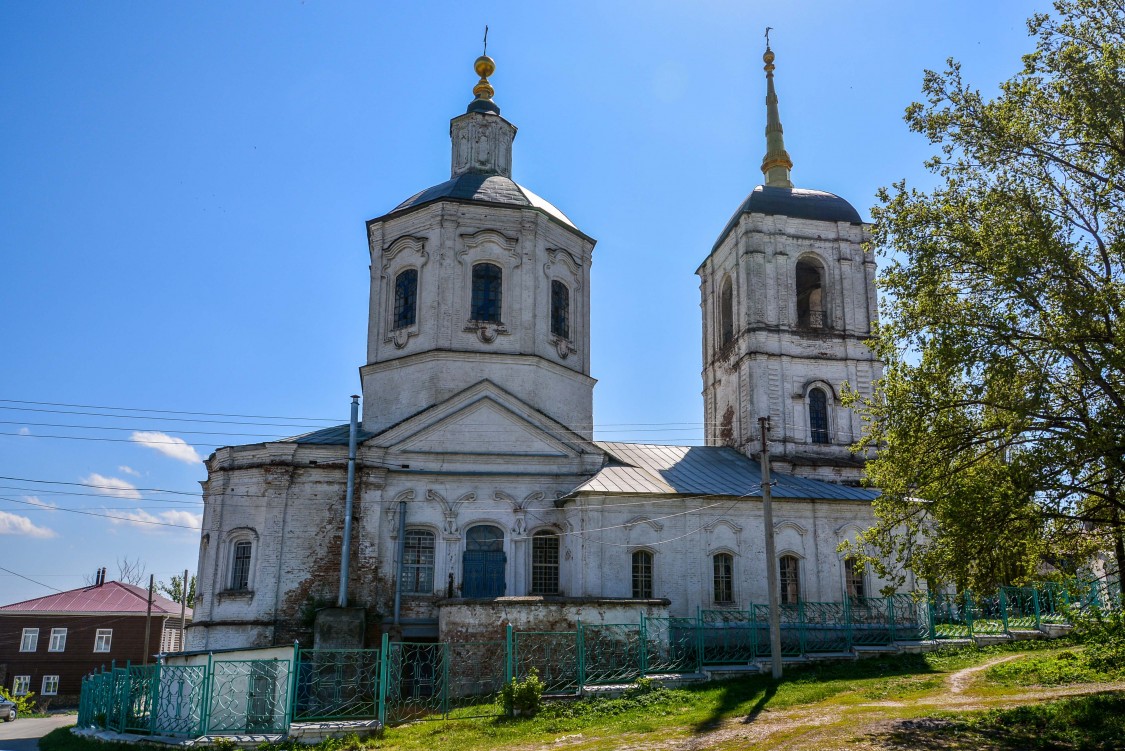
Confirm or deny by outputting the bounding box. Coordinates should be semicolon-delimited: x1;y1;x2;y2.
402;529;435;594
720;277;734;347
844;557;866;599
713;553;734;605
796;258;825;328
780;555;800;604
393;269;418;330
470;263;503;322
550;280;570;339
632;550;653;599
531;531;560;595
809;388;830;444
230;541;253;591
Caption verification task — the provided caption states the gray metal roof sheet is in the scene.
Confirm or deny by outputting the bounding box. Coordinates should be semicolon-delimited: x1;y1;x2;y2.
282;423;376;445
375;173;579;231
578;442;879;501
713;185;864;251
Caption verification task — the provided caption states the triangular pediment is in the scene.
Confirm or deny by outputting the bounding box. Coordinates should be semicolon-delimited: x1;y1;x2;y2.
373;380;591;461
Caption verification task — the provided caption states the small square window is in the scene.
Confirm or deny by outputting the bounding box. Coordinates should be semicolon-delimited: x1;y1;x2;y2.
94;628;112;653
13;676;30;696
19;628;38;652
49;627;67;652
42;675;59;696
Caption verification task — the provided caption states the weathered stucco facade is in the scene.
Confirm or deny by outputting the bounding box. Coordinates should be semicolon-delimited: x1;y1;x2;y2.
187;48;894;652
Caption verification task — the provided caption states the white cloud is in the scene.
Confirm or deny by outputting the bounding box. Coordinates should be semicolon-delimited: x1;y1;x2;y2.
22;495;57;511
18;427;31;435
118;465;141;477
0;510;57;538
108;508;202;532
81;473;143;500
130;431;203;464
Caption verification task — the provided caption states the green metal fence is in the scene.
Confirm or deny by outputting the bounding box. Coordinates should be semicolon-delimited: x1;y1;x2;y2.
76;580;1105;736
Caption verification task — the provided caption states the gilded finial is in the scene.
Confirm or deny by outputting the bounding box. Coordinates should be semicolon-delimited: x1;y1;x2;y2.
760;30;793;188
473;25;496;102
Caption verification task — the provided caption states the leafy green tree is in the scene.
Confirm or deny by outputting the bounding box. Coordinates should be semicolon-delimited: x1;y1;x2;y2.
849;0;1125;596
157;573;197;606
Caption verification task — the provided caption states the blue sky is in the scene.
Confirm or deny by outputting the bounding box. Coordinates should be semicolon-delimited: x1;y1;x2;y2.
0;0;1042;604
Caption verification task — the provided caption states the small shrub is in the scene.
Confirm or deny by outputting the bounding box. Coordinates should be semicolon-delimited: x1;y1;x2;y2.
501;669;544;717
0;687;38;716
1071;606;1125;672
623;676;657;697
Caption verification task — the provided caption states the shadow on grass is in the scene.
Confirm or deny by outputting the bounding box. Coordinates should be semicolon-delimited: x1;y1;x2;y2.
869;691;1125;751
688;652;944;733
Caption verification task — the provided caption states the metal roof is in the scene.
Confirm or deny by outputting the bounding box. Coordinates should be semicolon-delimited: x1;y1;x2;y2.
576;443;879;501
373;173;579;231
713;185;864;251
282;423;376;445
1;581;192;616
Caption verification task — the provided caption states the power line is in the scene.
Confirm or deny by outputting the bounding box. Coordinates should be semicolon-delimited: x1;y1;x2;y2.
0;565;65;593
0;476;200;496
0;420;293;439
0;496;200;530
0;399;339;422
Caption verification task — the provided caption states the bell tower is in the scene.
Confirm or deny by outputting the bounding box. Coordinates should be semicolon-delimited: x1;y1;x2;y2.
697;41;882;483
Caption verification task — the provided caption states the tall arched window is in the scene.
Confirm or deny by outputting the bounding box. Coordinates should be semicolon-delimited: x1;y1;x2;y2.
780;554;800;604
471;263;503;322
796;258;825;328
844;557;866;599
393;269;418;330
809;388;830;444
713;553;734;605
531;530;560;595
402;529;435;594
550;280;570;339
720;277;734;347
230;541;253;591
632;550;653;599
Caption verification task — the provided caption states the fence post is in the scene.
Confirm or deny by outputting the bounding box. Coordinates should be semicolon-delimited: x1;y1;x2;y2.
287;641;300;726
377;633;389;727
927;594;936;641
148;660;161;734
1032;587;1042;629
695;606;704;673
965;591;975;638
887;597;897;642
1000;588;1010;634
639;612;648;677
576;619;586;695
200;651;214;736
441;642;451;718
797;600;807;656
505;623;514;684
843;597;854;651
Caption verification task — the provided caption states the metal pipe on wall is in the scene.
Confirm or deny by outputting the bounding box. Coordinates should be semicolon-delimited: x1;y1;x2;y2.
338;395;360;608
393;500;406;625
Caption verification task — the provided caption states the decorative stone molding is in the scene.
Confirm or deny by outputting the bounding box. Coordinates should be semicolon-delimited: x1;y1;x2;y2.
457;229;520;264
429;489;475;537
463;320;509;344
550;334;577;359
624;516;665;532
774;520;808;536
385;490;415;539
381;236;429;349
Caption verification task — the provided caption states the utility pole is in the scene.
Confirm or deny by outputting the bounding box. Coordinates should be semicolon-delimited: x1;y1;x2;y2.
142;573;154;665
759;416;783;679
338;395;360;608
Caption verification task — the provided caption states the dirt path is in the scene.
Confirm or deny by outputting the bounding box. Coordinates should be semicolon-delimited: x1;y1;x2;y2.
947;653;1022;693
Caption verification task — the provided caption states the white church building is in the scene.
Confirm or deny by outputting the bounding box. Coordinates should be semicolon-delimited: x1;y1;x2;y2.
187;45;896;650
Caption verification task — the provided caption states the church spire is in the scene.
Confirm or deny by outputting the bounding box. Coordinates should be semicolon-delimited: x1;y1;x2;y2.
450;37;515;178
760;33;794;188
467;27;500;115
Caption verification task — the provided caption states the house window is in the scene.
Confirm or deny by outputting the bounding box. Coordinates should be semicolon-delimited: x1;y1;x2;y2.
531;531;560;595
780;555;801;604
550;280;570;339
12;676;29;696
713;553;734;605
796;258;826;328
720;276;734;347
94;628;113;652
470;263;503;322
231;540;252;591
48;627;67;652
19;628;37;652
402;529;436;595
42;675;59;696
393;268;418;330
845;557;866;599
632;550;653;599
809;388;829;444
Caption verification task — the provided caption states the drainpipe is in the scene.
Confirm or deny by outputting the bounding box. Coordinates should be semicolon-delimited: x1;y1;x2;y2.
337;395;360;608
393;500;407;626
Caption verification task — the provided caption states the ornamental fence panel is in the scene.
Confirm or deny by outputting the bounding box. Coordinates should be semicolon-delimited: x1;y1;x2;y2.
1001;587;1040;630
206;659;291;735
513;630;580;696
930;592;972;639
444;640;507;719
151;664;207;737
123;665;158;734
581;624;643;686
849;597;894;646
970;592;1008;635
699;609;762;665
802;601;851;652
643;616;699;674
887;594;931;641
292;649;380;722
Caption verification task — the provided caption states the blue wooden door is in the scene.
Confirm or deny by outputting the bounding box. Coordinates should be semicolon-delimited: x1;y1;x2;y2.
462;525;506;597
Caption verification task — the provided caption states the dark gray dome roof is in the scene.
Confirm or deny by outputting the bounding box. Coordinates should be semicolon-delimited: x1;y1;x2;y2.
374;172;579;232
715;185;863;249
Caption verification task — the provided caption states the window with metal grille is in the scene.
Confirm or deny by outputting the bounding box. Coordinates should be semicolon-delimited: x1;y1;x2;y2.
844;557;866;599
780;555;801;604
550;280;570;339
231;540;252;591
720;277;734;346
713;553;734;604
393;269;418;330
531;531;560;595
632;550;653;599
402;529;435;594
470;263;502;322
809;388;829;444
19;628;37;652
